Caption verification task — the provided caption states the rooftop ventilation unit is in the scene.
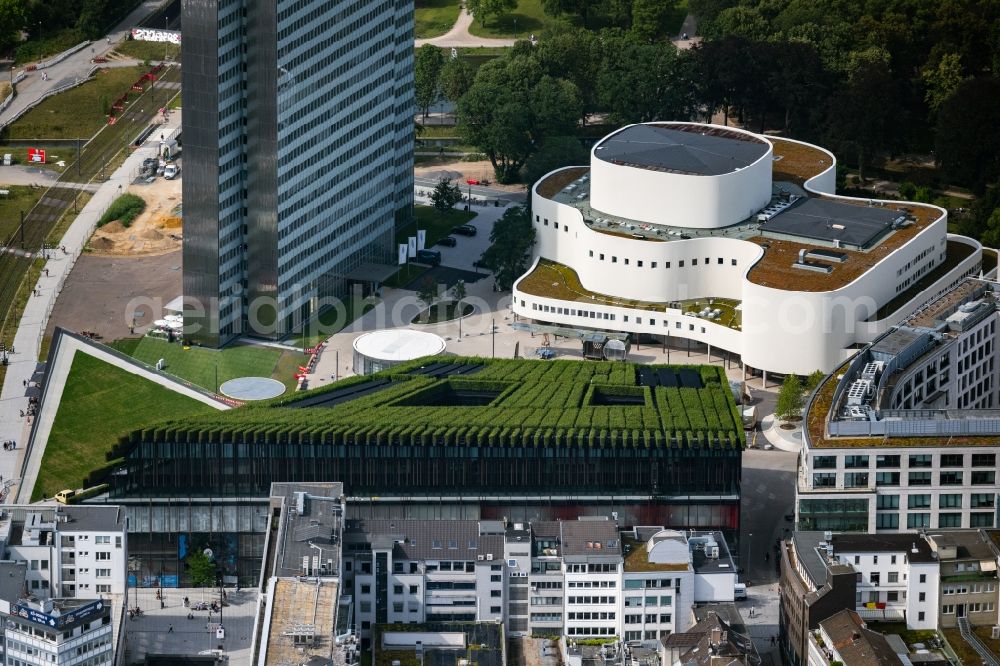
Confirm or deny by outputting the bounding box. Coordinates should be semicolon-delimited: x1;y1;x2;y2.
846;379;873;406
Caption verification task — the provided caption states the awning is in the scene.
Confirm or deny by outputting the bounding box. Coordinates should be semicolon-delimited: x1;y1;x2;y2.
981;559;997;572
342;262;399;283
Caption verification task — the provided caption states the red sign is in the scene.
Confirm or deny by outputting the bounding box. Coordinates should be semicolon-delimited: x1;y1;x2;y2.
466;179;479;185
27;148;45;164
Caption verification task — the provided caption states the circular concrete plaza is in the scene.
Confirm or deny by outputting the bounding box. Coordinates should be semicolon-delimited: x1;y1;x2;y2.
219;377;286;400
353;329;447;375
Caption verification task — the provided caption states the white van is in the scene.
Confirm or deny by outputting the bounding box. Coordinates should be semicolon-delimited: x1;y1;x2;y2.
734;583;747;600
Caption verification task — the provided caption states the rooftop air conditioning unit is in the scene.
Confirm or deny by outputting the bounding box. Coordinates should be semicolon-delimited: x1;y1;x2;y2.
477;555;485;561
486;554;493;561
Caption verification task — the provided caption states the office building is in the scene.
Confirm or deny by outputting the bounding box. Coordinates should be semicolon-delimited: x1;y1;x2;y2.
182;0;414;346
798;278;1000;533
0;505;128;666
250;482;352;666
341;516;737;648
111;358;744;538
514;122;982;376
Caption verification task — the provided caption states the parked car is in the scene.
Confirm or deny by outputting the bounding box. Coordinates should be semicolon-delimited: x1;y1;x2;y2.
452;224;477;236
416;249;441;266
164;164;179;180
436;236;457;247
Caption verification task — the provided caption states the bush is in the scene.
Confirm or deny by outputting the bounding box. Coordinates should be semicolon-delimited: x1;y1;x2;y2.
98;193;146;228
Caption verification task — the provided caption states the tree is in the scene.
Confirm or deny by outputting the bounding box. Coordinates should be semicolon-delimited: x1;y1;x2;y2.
776;374;804;422
439;57;476;103
415;45;445;119
416;278;439;322
536;29;600;123
630;0;671;42
522;136;588;186
0;0;26;51
935;77;1000;194
804;370;825;392
467;0;518;27
597;34;694;124
480;205;536;290
450;279;467;312
186;550;217;587
430;177;463;213
980;208;1000;249
458;54;582;183
541;0;602;29
921;53;967;114
824;54;901;183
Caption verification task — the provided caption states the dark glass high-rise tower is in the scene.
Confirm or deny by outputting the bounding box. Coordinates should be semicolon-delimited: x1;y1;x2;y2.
182;0;414;346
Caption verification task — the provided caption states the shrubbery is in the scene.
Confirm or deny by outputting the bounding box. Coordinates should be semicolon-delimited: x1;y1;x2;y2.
98;193;145;228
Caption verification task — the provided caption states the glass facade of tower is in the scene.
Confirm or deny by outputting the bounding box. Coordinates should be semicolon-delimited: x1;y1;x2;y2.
182;0;414;346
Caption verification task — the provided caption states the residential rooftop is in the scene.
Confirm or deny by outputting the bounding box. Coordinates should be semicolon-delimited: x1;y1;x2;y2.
343;519;505;561
264;578;339;666
593;123;769;176
820;609;904;666
622;535;690;573
831;533;935;563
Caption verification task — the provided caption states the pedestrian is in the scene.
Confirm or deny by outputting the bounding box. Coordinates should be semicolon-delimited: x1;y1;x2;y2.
168;625;173;633
750;605;755;618
18;410;23;418
771;636;776;646
22;380;26;387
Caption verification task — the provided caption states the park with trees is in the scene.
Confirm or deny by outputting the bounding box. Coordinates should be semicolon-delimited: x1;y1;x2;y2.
416;0;1000;246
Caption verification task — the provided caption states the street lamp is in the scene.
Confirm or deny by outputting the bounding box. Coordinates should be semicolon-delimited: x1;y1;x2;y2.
747;531;753;585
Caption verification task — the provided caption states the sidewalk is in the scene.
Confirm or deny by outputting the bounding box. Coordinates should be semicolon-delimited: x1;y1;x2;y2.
0;0;170;129
0;113;182;502
415;8;516;48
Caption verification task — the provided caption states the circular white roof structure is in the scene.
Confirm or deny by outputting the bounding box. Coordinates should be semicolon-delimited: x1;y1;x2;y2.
219;377;286;400
353;329;446;363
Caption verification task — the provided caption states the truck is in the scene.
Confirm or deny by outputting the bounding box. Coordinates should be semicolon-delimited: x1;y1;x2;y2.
159;136;180;160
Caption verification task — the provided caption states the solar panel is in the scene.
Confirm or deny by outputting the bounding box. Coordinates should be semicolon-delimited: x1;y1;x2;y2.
679;369;703;389
658;369;678;387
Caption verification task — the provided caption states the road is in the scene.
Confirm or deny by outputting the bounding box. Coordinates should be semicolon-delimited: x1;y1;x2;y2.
0;0;172;130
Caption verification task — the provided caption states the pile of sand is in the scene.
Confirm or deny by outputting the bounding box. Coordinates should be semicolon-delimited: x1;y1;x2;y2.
88;177;183;257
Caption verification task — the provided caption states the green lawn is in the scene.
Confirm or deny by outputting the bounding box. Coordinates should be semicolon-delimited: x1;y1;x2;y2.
32;352;216;500
5;66;149;141
110;336;307;392
415;0;462;38
467;0;564;38
113;40;180;62
0;185;48;243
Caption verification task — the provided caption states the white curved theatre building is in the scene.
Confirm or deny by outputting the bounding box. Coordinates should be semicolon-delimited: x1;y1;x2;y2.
512;123;983;376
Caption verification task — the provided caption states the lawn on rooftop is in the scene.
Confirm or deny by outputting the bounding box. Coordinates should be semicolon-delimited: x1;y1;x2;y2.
32;352;216;501
110;336;307;391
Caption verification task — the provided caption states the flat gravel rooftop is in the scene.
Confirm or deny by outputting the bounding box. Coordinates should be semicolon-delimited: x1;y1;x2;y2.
593;124;769;175
764;197;906;248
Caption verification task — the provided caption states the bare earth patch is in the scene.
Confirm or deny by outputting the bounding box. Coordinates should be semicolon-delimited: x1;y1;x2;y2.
88;176;182;256
415;158;528;193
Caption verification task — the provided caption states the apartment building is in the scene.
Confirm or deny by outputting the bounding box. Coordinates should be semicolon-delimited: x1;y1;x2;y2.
342;517;737;649
926;531;999;628
808;609;903;666
799;279;1000;533
779;531;938;665
182;0;415;345
0;506;127;601
0;506;128;666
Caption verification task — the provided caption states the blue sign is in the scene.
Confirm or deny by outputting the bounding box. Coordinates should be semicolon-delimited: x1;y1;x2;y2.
12;599;104;629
